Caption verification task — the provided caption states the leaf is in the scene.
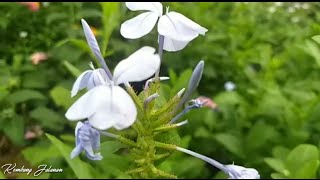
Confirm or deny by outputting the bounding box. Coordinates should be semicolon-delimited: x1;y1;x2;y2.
7;89;45;104
50;86;74;109
100;2;120;56
100;141;127;154
312;35;320;44
286;144;319;176
63;61;82;77
245;121;279;151
46;134;94;179
272;146;290;160
271;172;287;179
302;40;320;67
22;145;59;165
214;133;244;158
30;107;65;131
264;158;287;174
293;160;319;178
3;115;24;145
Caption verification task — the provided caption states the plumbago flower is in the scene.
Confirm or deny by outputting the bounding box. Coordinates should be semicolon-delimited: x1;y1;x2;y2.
120;2;208;51
65;19;160;130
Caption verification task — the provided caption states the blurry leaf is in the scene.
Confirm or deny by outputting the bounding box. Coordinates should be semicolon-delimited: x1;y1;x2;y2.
55;39;91;54
286;144;319;177
100;2;120;56
79;9;102;18
22;144;59;165
302;40;320;67
245;121;279;150
271;172;287;179
264;158;287;173
3;115;24;145
0;88;9;101
46;134;95;179
7;89;45;104
63;61;82;77
214;133;244;158
30;107;65;131
312;35;320;44
294;159;319;179
214;91;244;105
50;86;74;109
272;146;290;160
100;141;127;154
22;74;49;89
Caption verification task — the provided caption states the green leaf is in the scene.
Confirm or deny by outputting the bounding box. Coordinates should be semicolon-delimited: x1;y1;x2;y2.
100;2;120;56
245;121;279;151
7;89;45;104
271;172;287;179
264;158;287;174
46;134;94;179
22;144;59;165
3;115;24;145
312;35;320;44
100;141;127;154
63;61;82;77
30;107;65;131
286;144;319;176
302;40;320;67
214;133;244;158
50;86;74;109
293;160;319;178
272;146;290;160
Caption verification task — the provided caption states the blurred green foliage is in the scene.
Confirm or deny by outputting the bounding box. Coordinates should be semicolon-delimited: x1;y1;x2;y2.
1;2;320;179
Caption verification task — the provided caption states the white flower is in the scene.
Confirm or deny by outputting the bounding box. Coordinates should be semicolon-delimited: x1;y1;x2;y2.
71;62;108;97
65;19;160;131
66;46;160;130
225;165;260;179
120;2;208;52
224;81;236;91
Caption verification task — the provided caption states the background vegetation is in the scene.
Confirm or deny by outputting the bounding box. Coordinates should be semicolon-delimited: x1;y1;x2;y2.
1;2;320;179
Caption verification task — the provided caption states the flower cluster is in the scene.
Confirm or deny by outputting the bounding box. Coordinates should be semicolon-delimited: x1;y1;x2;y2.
65;2;260;179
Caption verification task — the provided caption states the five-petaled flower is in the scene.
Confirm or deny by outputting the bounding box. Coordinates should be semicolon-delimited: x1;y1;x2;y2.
120;2;208;52
66;19;160;130
70;121;103;160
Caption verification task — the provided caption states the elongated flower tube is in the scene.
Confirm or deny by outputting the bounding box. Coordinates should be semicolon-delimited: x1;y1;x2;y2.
120;2;208;51
176;147;260;179
66;19;161;130
70;121;102;160
174;60;204;113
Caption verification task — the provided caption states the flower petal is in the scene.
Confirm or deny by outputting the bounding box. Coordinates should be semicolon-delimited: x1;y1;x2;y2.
113;46;160;85
120;12;159;39
70;145;83;159
71;70;93;97
90;126;101;150
162;36;190;52
125;2;163;16
65;86;110;121
81;19;113;79
82;140;103;160
158;11;207;42
75;121;84;146
88;86;137;130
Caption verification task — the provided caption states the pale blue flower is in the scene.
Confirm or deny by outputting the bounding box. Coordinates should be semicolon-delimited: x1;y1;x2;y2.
70;121;103;160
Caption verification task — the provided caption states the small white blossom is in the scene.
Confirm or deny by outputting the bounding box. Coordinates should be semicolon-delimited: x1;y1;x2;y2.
19;31;28;38
120;2;208;52
224;81;236;91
